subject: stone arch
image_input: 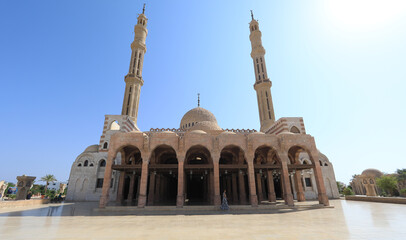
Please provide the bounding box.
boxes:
[253,145,282,204]
[73,178,81,200]
[150,144,178,164]
[116,145,143,165]
[288,145,315,165]
[290,126,300,134]
[99,159,106,167]
[109,120,120,130]
[220,145,245,165]
[254,145,281,165]
[219,145,248,204]
[184,145,213,205]
[185,145,213,165]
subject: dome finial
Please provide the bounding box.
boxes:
[198,93,200,107]
[142,3,146,14]
[250,10,254,20]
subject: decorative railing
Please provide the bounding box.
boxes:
[223,129,257,133]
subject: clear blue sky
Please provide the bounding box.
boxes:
[1,0,405,185]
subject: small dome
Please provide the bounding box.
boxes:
[279,131,295,135]
[362,168,383,178]
[180,107,221,131]
[188,130,207,135]
[219,131,236,136]
[84,145,99,153]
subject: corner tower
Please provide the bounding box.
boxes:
[249,11,275,132]
[121,5,148,129]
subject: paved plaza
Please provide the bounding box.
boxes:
[0,199,405,239]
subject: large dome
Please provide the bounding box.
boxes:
[362,168,383,178]
[180,107,221,131]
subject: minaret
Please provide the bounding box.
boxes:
[121,4,148,129]
[249,11,275,132]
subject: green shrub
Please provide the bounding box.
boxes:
[343,187,354,196]
[376,175,398,196]
[400,189,406,197]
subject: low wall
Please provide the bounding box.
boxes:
[345,195,406,204]
[0,199,50,208]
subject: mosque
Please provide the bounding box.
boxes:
[66,7,339,208]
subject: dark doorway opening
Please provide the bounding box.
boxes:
[186,173,209,205]
[123,175,130,200]
[274,177,282,199]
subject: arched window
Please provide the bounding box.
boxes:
[251,26,254,31]
[103,142,108,149]
[100,160,106,167]
[84,160,88,167]
[319,160,323,166]
[324,163,328,166]
[192,122,194,126]
[290,126,300,134]
[78,163,82,167]
[109,120,120,130]
[89,163,94,167]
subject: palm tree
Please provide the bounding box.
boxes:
[40,174,57,194]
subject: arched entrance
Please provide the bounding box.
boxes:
[112,145,142,206]
[287,146,318,202]
[184,145,213,205]
[148,145,178,206]
[219,145,249,205]
[254,146,282,204]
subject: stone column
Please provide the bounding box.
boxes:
[226,176,232,202]
[310,150,329,206]
[238,170,247,204]
[294,171,305,202]
[266,170,276,202]
[256,173,264,203]
[213,153,221,206]
[209,170,214,204]
[99,153,115,208]
[137,160,149,208]
[116,171,126,203]
[231,173,238,204]
[247,155,258,207]
[135,175,141,201]
[127,173,135,205]
[177,159,185,208]
[147,172,156,206]
[280,153,294,206]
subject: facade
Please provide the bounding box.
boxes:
[66,8,340,207]
[351,168,383,196]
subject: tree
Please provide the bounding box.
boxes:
[336,181,346,194]
[396,169,406,182]
[343,187,354,196]
[40,174,57,194]
[376,175,398,196]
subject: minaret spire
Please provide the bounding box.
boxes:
[121,6,148,130]
[198,93,200,107]
[249,13,276,132]
[142,3,145,14]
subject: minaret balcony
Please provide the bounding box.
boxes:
[125,74,144,85]
[254,79,272,89]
